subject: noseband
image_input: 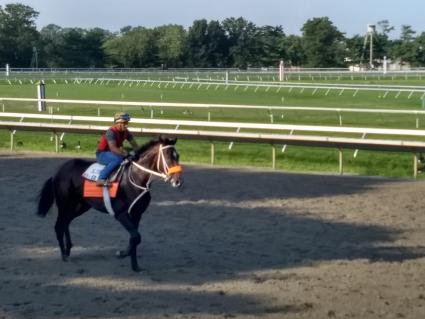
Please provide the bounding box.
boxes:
[131,144,182,183]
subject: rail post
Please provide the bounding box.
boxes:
[414,153,418,179]
[54,133,59,152]
[339,148,344,175]
[36,81,46,112]
[210,143,215,165]
[272,145,276,169]
[10,130,14,151]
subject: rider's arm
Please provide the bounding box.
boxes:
[105,129,127,156]
[127,132,138,150]
[129,139,138,150]
[107,140,127,156]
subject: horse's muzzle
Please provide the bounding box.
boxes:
[170,174,183,188]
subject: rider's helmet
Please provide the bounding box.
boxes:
[114,112,131,123]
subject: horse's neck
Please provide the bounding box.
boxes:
[139,149,158,171]
[130,150,159,184]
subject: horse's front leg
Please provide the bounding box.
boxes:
[116,194,151,263]
[117,212,142,272]
[116,210,145,259]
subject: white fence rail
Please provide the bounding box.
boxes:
[2,112,425,138]
[2,98,425,127]
[74,78,425,96]
[2,97,425,177]
[1,119,425,177]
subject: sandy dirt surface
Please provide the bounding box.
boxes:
[1,152,425,319]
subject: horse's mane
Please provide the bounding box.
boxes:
[134,139,159,158]
[133,136,176,160]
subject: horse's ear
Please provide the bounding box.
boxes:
[153,135,162,143]
[158,135,177,145]
[155,135,177,145]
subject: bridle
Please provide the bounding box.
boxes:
[126,144,182,215]
[129,144,182,190]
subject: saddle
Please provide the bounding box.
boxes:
[82,161,128,198]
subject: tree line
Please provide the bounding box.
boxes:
[1,3,425,69]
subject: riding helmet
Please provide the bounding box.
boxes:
[114,112,131,123]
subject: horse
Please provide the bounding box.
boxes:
[36,136,183,272]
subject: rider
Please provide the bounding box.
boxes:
[95,112,138,186]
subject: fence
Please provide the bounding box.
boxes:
[2,97,425,126]
[72,78,425,98]
[2,115,425,177]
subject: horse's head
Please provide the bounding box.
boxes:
[133,136,183,188]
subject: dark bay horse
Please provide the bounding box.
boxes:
[36,136,183,272]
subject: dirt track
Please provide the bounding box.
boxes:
[1,153,425,319]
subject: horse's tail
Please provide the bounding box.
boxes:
[37,177,54,217]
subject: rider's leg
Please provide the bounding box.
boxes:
[97,151,123,182]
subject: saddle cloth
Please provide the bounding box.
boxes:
[83,180,119,198]
[82,163,119,198]
[82,163,104,181]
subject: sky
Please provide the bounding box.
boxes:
[1,0,424,38]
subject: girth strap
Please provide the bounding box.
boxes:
[102,186,115,217]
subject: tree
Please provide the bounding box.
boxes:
[377,20,394,35]
[103,27,157,67]
[345,35,365,65]
[256,25,286,67]
[222,17,258,68]
[392,25,417,64]
[205,20,229,67]
[154,24,187,68]
[283,35,306,66]
[39,24,64,67]
[186,19,209,67]
[83,28,112,67]
[413,32,425,66]
[39,25,111,67]
[301,17,344,67]
[56,28,90,67]
[344,20,394,67]
[371,21,394,65]
[0,3,39,67]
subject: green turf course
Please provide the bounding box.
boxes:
[1,76,425,178]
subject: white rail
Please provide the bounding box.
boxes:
[2,97,425,116]
[1,112,425,138]
[1,120,425,177]
[78,78,425,94]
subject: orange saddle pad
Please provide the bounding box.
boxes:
[83,180,119,198]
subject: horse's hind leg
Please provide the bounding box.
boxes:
[117,213,142,272]
[64,228,73,257]
[57,203,90,260]
[55,214,70,261]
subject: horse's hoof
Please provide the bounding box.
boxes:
[132,265,142,272]
[61,254,69,262]
[116,250,129,259]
